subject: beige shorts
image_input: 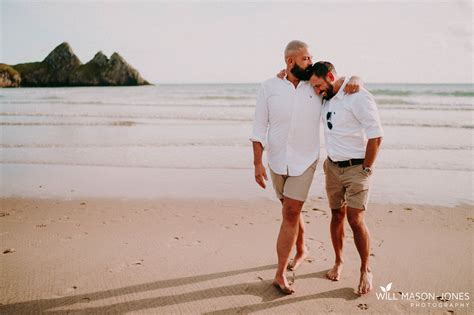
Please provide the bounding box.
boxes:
[269,160,318,202]
[323,158,372,210]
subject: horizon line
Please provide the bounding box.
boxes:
[150,82,474,85]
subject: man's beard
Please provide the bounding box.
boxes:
[322,79,335,100]
[290,63,311,81]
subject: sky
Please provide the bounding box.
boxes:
[1,0,472,84]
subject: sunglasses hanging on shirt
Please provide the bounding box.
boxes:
[326,111,334,130]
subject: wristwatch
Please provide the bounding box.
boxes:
[362,166,372,175]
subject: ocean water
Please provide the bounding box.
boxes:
[1,83,473,205]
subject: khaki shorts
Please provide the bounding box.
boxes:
[269,160,318,202]
[323,158,372,210]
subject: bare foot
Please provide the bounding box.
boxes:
[272,275,295,295]
[358,269,373,295]
[326,263,343,281]
[287,248,309,271]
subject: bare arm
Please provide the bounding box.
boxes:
[352,91,384,169]
[277,70,363,95]
[250,84,269,189]
[252,141,268,189]
[363,137,382,168]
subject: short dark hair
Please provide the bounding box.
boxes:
[310,61,336,78]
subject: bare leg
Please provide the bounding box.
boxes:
[327,205,346,281]
[347,207,372,294]
[288,215,309,271]
[273,197,304,294]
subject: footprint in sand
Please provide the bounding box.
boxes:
[357,303,368,310]
[109,263,128,273]
[130,259,144,266]
[436,296,450,302]
[62,286,78,295]
[3,248,15,254]
[312,208,327,214]
[60,234,84,242]
[109,259,145,272]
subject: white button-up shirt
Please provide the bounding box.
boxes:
[323,77,384,161]
[250,77,322,176]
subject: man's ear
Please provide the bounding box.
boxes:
[286,57,294,66]
[326,72,335,82]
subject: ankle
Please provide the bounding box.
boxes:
[274,272,285,279]
[360,266,371,273]
[296,246,308,255]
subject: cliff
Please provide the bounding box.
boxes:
[0,42,150,87]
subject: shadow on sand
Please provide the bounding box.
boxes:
[1,264,358,314]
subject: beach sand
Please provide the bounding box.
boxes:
[1,197,472,314]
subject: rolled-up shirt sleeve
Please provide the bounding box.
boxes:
[249,84,269,147]
[352,91,384,139]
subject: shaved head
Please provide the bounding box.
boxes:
[284,40,309,58]
[283,40,313,80]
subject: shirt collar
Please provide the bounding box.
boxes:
[284,75,306,88]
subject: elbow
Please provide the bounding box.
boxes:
[251,140,264,150]
[369,136,382,147]
[375,137,382,147]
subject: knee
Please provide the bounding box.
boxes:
[298,218,306,233]
[347,213,364,229]
[283,204,302,225]
[331,209,346,223]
